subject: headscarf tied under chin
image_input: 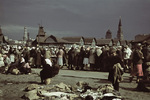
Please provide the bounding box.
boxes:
[45,59,52,66]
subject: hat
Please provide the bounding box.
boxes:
[110,47,117,54]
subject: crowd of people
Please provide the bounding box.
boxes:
[0,42,149,91]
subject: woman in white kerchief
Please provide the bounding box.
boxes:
[89,48,96,71]
[95,48,103,71]
[18,57,31,74]
[40,59,59,84]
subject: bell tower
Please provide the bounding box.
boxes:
[117,17,124,40]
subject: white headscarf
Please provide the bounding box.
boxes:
[45,59,52,66]
[96,48,102,56]
[20,57,25,63]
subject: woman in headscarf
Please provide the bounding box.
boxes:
[89,48,96,71]
[18,57,31,74]
[130,43,144,82]
[95,48,103,71]
[40,59,59,84]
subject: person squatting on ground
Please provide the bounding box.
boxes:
[108,47,124,91]
[40,59,59,85]
[17,56,31,74]
[6,56,31,74]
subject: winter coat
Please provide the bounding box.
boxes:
[132,50,143,65]
[108,55,123,83]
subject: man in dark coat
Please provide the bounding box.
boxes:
[108,47,124,91]
[68,47,75,70]
[35,48,42,68]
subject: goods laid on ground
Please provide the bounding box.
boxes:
[22,81,123,100]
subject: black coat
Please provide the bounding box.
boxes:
[40,64,59,80]
[108,55,123,82]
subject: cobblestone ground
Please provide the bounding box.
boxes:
[0,68,150,100]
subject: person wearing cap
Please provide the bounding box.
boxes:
[108,47,124,91]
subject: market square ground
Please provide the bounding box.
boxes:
[0,68,150,100]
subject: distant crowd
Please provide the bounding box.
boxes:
[0,44,133,73]
[0,43,150,79]
[0,43,150,90]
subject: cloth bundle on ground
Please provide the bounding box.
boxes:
[40,59,59,84]
[22,82,123,100]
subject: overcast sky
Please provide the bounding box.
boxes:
[0,0,150,40]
